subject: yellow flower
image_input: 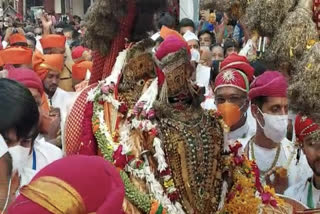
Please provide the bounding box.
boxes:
[164,179,174,188]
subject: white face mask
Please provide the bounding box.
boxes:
[257,109,288,143]
[190,48,200,63]
[8,145,31,171]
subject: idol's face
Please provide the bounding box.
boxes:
[165,63,189,97]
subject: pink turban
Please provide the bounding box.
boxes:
[155,35,190,61]
[72,46,88,60]
[214,53,254,93]
[8,155,125,214]
[155,35,190,85]
[7,67,44,95]
[249,71,288,100]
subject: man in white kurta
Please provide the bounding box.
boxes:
[212,54,257,148]
[9,134,63,187]
[285,115,320,208]
[247,71,311,193]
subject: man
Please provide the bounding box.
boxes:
[247,71,310,193]
[178,18,195,35]
[33,51,75,149]
[8,155,125,214]
[213,54,256,145]
[7,67,63,187]
[198,29,215,48]
[39,34,74,92]
[285,115,320,208]
[0,78,39,212]
[183,30,200,63]
[0,46,33,69]
[211,45,224,61]
[224,38,239,57]
[71,46,92,91]
[183,30,200,51]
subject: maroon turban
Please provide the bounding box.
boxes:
[7,67,44,95]
[249,71,288,100]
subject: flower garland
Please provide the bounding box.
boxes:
[92,86,187,213]
[221,142,285,214]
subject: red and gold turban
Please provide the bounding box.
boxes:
[8,155,125,214]
[0,46,32,66]
[9,33,27,46]
[40,34,66,49]
[32,51,64,80]
[295,114,320,144]
[214,53,254,93]
[249,71,288,100]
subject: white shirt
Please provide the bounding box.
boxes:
[285,177,320,208]
[19,134,63,187]
[247,138,312,188]
[228,106,256,147]
[49,87,77,152]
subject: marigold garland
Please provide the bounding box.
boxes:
[221,142,285,214]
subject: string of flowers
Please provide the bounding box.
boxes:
[221,142,285,214]
[92,87,184,213]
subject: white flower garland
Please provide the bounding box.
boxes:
[92,50,185,213]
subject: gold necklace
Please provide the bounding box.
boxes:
[250,137,281,175]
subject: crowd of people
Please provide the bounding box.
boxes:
[0,0,320,213]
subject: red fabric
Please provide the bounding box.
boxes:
[295,114,320,143]
[9,33,27,45]
[214,70,249,92]
[7,67,44,95]
[72,46,87,60]
[249,71,288,100]
[89,0,136,84]
[220,53,254,82]
[78,102,98,155]
[155,35,189,61]
[88,51,106,84]
[8,155,125,214]
[40,34,66,49]
[65,84,97,155]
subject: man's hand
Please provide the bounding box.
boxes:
[40,14,53,35]
[265,167,289,194]
[49,107,61,118]
[3,27,13,42]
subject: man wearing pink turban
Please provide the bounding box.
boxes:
[7,67,63,188]
[245,71,311,194]
[8,155,125,214]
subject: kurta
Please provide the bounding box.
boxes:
[285,177,320,208]
[17,134,63,187]
[246,138,312,188]
[49,87,77,152]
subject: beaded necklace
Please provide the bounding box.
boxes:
[250,137,281,175]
